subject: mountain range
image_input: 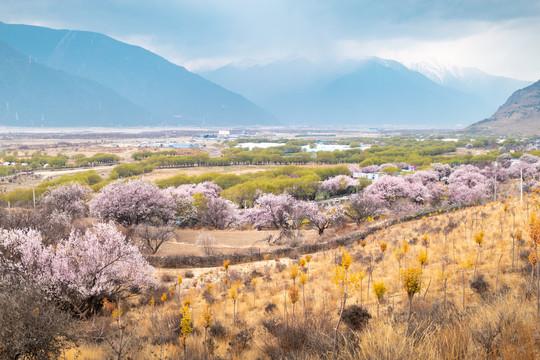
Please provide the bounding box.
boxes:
[0,21,533,129]
[202,58,530,128]
[0,21,274,127]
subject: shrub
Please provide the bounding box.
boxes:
[342,305,372,331]
[209,321,229,340]
[0,282,75,359]
[470,275,491,300]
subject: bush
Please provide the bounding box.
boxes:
[210,321,229,340]
[0,282,75,359]
[342,305,372,331]
[470,275,491,299]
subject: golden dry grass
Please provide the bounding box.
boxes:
[65,196,540,359]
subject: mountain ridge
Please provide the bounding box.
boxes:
[467,80,540,136]
[0,41,150,127]
[0,21,275,127]
[202,57,510,127]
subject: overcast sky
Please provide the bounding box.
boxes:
[1,0,539,80]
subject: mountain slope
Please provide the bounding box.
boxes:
[203,58,490,128]
[0,41,150,127]
[468,80,540,136]
[0,21,275,127]
[411,61,531,115]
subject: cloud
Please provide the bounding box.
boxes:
[0,0,539,79]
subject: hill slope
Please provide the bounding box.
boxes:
[0,21,275,127]
[467,80,540,136]
[0,41,149,127]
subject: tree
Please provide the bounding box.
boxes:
[373,281,387,318]
[529,213,540,317]
[38,182,92,219]
[89,179,176,226]
[243,193,296,230]
[197,196,238,229]
[399,266,423,328]
[333,249,353,338]
[0,282,75,360]
[135,221,176,254]
[447,165,490,205]
[319,175,359,197]
[345,193,385,224]
[307,205,346,235]
[363,175,410,206]
[0,223,155,317]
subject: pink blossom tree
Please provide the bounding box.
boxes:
[520,154,540,164]
[170,181,222,198]
[447,165,490,204]
[359,165,381,174]
[320,175,359,196]
[38,182,92,219]
[345,193,386,224]
[363,175,410,205]
[53,223,155,315]
[0,223,155,317]
[307,204,346,235]
[197,196,238,229]
[431,163,452,180]
[243,193,297,230]
[89,179,176,226]
[404,170,444,204]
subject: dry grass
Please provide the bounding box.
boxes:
[62,197,540,359]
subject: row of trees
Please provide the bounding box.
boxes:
[25,157,536,241]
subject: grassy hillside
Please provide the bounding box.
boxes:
[64,195,540,359]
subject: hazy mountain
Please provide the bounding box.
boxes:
[203,58,495,128]
[0,41,150,127]
[468,80,540,136]
[0,21,275,127]
[411,61,531,115]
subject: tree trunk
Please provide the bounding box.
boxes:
[443,280,447,310]
[534,247,540,317]
[334,272,348,341]
[496,252,503,292]
[407,295,413,333]
[473,244,481,279]
[512,235,515,269]
[452,239,456,271]
[302,285,306,315]
[462,270,466,311]
[204,329,208,360]
[360,278,363,306]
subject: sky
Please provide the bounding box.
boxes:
[1,0,539,80]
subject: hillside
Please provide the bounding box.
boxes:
[0,21,275,127]
[468,79,540,136]
[0,41,149,127]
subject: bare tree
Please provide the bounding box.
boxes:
[135,221,176,254]
[196,232,217,256]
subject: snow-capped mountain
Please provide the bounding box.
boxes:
[410,61,531,113]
